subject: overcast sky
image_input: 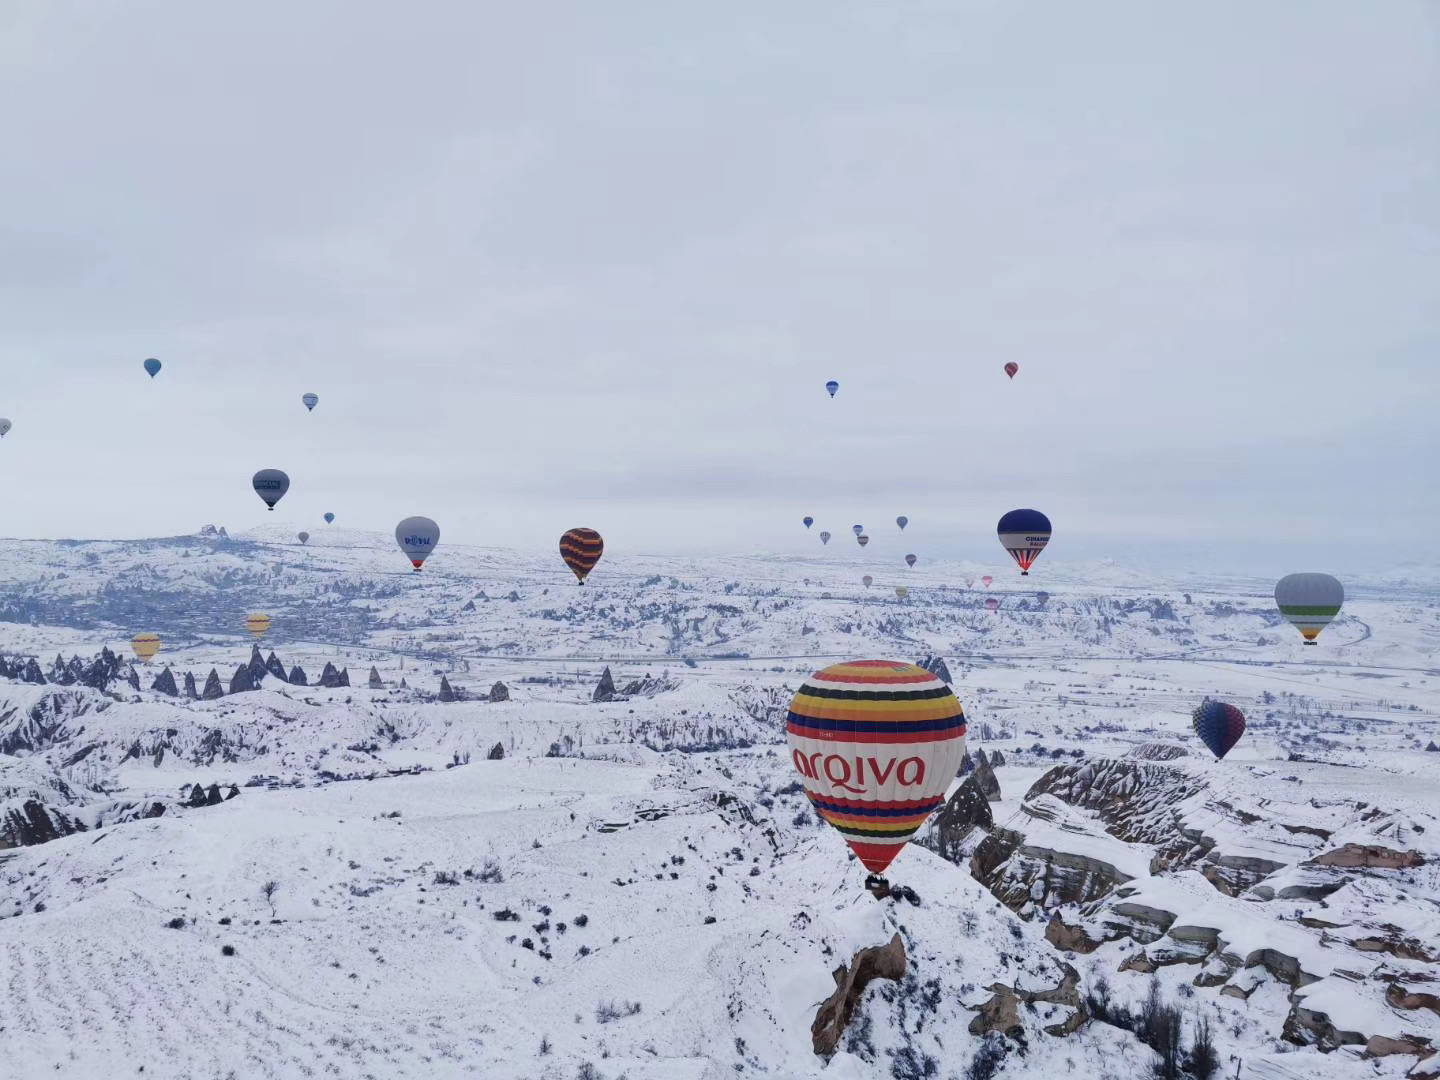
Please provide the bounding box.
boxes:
[1,1,1435,573]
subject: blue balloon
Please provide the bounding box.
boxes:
[302,392,319,411]
[825,380,839,398]
[1191,699,1246,760]
[803,516,814,529]
[852,524,863,536]
[323,512,335,524]
[143,358,161,378]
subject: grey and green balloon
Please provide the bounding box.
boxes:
[1274,572,1344,644]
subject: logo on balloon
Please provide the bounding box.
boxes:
[791,750,926,795]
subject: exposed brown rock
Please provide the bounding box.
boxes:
[1389,983,1440,1018]
[811,933,907,1056]
[1045,913,1107,954]
[1120,951,1157,974]
[968,964,1085,1039]
[1307,843,1424,869]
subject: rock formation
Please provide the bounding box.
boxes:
[489,681,510,702]
[593,667,616,703]
[811,933,907,1056]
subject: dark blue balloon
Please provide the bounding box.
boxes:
[1191,699,1246,759]
[324,512,335,524]
[825,380,839,397]
[143,358,162,378]
[997,508,1051,535]
[802,516,814,529]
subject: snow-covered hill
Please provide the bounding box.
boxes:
[2,531,1438,1079]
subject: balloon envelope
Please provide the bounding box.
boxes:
[252,469,290,510]
[982,576,993,588]
[803,516,814,529]
[143,358,161,378]
[895,586,908,599]
[0,418,10,438]
[297,531,309,545]
[131,632,161,664]
[560,527,604,584]
[857,535,869,547]
[786,661,966,877]
[1004,362,1018,379]
[323,513,335,524]
[1274,573,1344,644]
[997,508,1051,575]
[896,516,908,530]
[862,575,873,588]
[825,380,839,398]
[852,525,864,536]
[302,392,318,411]
[819,531,831,545]
[1192,699,1246,759]
[905,554,916,568]
[985,598,998,612]
[245,614,271,639]
[395,516,441,570]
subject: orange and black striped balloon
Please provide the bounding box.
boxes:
[559,528,604,584]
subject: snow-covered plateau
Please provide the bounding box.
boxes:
[2,527,1438,1080]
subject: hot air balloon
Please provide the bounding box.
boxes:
[825,380,839,398]
[857,534,869,548]
[1004,362,1018,380]
[982,576,993,588]
[997,509,1051,575]
[1274,573,1344,645]
[301,392,318,412]
[143,358,161,378]
[895,586,908,599]
[862,575,873,588]
[819,531,831,545]
[905,554,916,568]
[252,469,290,511]
[297,531,310,545]
[852,525,864,537]
[896,516,908,531]
[0,419,10,438]
[396,516,440,571]
[803,516,814,529]
[965,578,975,589]
[131,632,161,664]
[245,614,271,640]
[323,512,335,524]
[560,527,604,584]
[1191,699,1246,759]
[786,660,966,883]
[985,598,998,612]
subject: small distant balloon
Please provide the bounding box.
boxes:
[1192,698,1246,760]
[862,575,873,588]
[803,516,814,529]
[825,380,839,398]
[560,528,605,584]
[302,392,319,412]
[852,525,864,537]
[131,632,161,664]
[245,613,271,639]
[395,516,441,572]
[297,531,310,545]
[1274,573,1344,645]
[982,576,993,588]
[857,534,869,548]
[143,358,162,378]
[896,516,908,530]
[323,512,335,524]
[905,554,917,568]
[1004,362,1018,380]
[252,469,290,511]
[895,586,908,600]
[819,531,831,545]
[965,578,975,589]
[985,598,998,612]
[0,418,10,438]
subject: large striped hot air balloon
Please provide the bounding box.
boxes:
[560,528,604,584]
[1192,699,1246,759]
[786,660,967,882]
[252,469,289,511]
[396,516,440,572]
[245,614,271,640]
[1274,573,1343,645]
[131,633,161,664]
[997,509,1051,575]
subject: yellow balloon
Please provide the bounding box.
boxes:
[895,586,909,600]
[245,613,272,639]
[131,632,161,663]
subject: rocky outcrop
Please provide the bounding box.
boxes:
[229,665,257,694]
[0,689,106,755]
[969,964,1085,1038]
[927,775,993,863]
[319,663,345,689]
[972,826,1135,920]
[1307,843,1424,870]
[439,676,456,702]
[487,741,505,761]
[1129,742,1189,761]
[811,933,907,1056]
[201,669,224,700]
[184,671,198,699]
[593,667,616,703]
[916,655,953,684]
[489,681,510,702]
[973,751,1001,802]
[265,652,289,682]
[368,666,383,689]
[247,646,267,687]
[150,667,179,697]
[289,666,307,686]
[1,799,85,848]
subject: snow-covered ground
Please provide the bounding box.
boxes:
[2,529,1438,1079]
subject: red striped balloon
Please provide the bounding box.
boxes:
[786,661,966,877]
[559,528,604,584]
